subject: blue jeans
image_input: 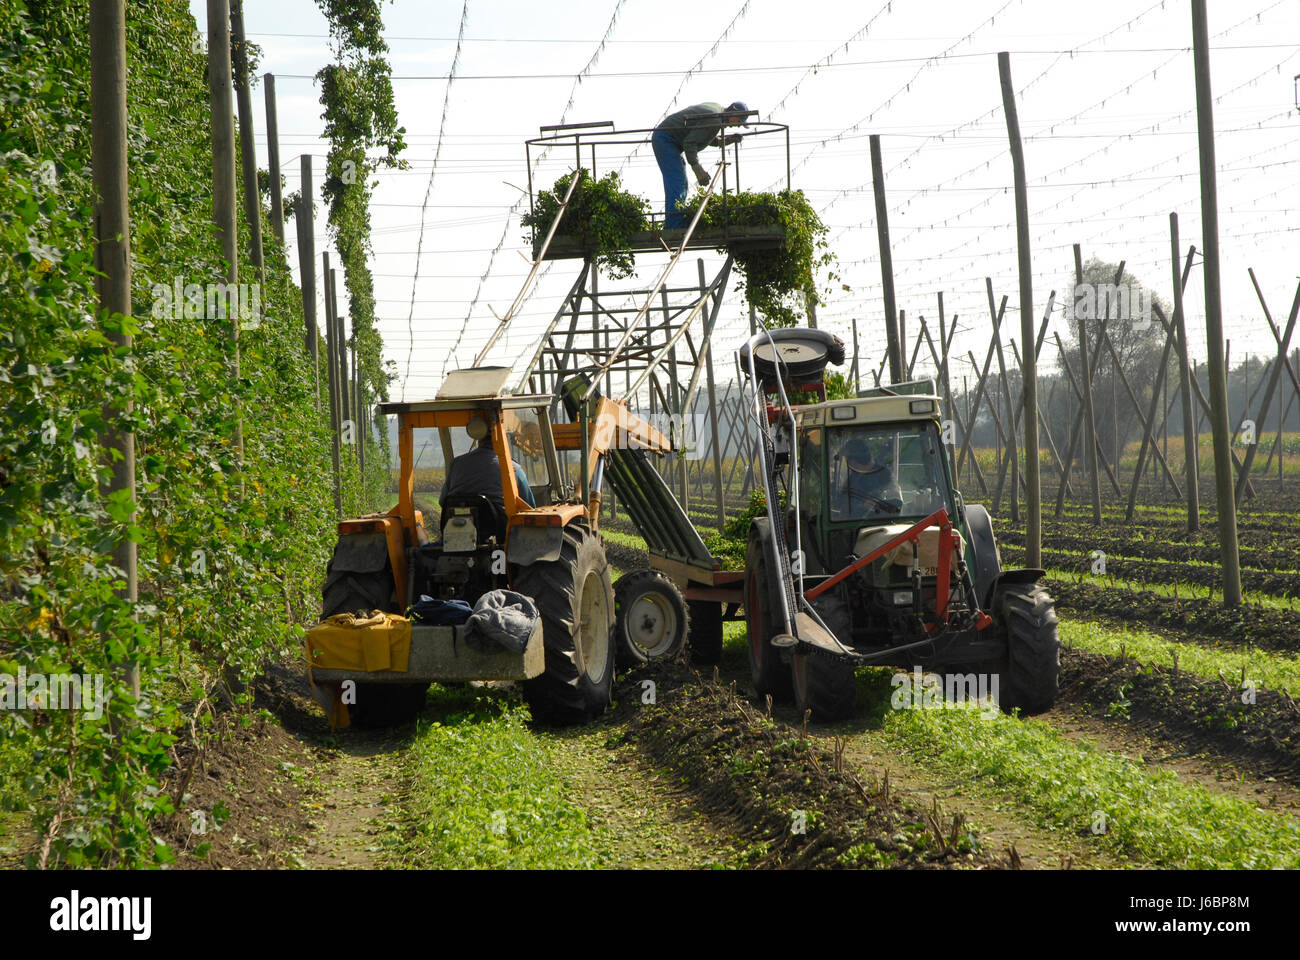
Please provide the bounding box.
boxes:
[652,129,688,228]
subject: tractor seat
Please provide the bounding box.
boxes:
[439,492,508,545]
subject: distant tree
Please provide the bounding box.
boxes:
[1059,257,1170,460]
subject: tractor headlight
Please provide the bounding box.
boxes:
[893,590,913,606]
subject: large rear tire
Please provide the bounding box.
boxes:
[792,594,857,722]
[688,599,724,665]
[613,570,688,667]
[517,521,615,725]
[994,581,1059,716]
[745,528,792,702]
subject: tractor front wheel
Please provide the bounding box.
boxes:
[792,595,857,722]
[745,530,792,702]
[517,521,615,725]
[994,581,1059,716]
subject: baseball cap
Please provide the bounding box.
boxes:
[726,101,751,124]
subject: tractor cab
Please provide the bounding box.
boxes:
[739,327,1060,723]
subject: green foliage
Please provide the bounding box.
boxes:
[0,0,387,867]
[383,686,597,869]
[825,371,856,401]
[315,0,405,486]
[880,695,1300,868]
[682,188,837,327]
[522,169,650,279]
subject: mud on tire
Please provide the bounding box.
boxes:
[745,526,792,702]
[516,521,615,725]
[793,593,857,722]
[614,569,688,667]
[995,581,1059,716]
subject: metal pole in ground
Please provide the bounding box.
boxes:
[90,0,139,696]
[1000,50,1040,563]
[870,134,903,382]
[1191,0,1242,607]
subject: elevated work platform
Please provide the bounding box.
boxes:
[534,223,786,262]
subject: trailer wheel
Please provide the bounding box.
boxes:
[792,595,857,722]
[688,599,723,665]
[994,581,1059,716]
[517,521,615,725]
[614,570,688,667]
[745,529,792,702]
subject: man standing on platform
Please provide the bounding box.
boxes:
[651,101,750,228]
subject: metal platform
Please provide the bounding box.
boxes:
[534,224,787,261]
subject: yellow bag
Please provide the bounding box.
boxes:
[304,610,413,673]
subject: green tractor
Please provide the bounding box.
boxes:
[739,328,1059,722]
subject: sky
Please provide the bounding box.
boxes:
[191,0,1300,403]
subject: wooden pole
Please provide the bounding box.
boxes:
[230,0,264,281]
[1074,245,1103,524]
[870,134,903,383]
[90,0,138,696]
[1171,215,1199,530]
[323,253,342,517]
[1233,284,1300,505]
[989,281,1018,521]
[207,0,243,466]
[333,267,350,466]
[263,73,284,244]
[295,158,319,408]
[999,51,1040,564]
[1191,0,1242,607]
[851,317,861,393]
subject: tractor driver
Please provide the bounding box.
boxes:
[440,422,536,526]
[840,435,902,516]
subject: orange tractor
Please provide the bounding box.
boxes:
[306,366,669,726]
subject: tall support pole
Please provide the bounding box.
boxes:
[263,73,285,244]
[699,260,726,529]
[208,0,243,465]
[230,0,264,281]
[298,155,319,408]
[1000,51,1040,563]
[989,281,1019,521]
[1233,284,1300,505]
[90,0,138,696]
[899,309,907,376]
[851,317,861,394]
[1191,0,1241,607]
[1074,245,1103,525]
[323,254,342,517]
[333,268,350,466]
[1171,215,1199,530]
[870,134,903,383]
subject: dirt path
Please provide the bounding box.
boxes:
[295,737,405,869]
[545,725,744,868]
